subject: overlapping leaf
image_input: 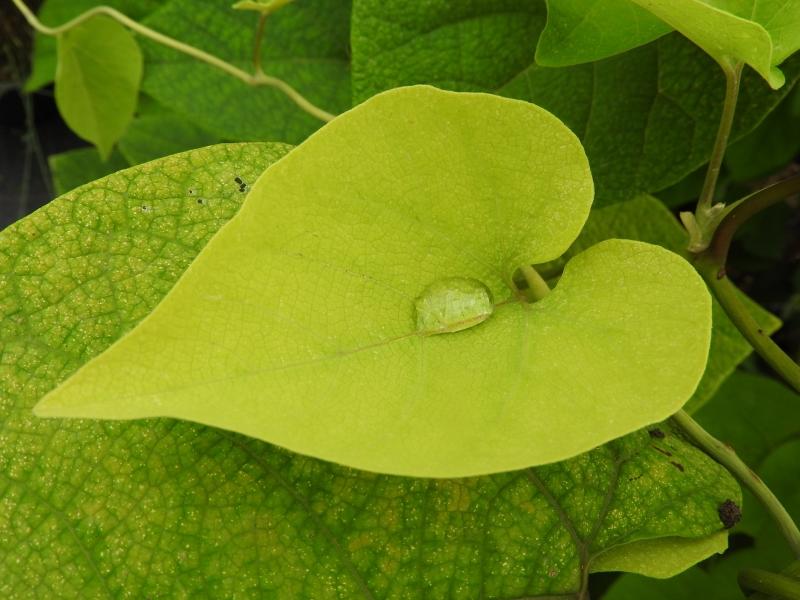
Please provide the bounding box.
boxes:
[351,0,799,205]
[536,0,670,66]
[1,143,737,593]
[607,373,800,599]
[631,0,800,87]
[35,87,712,477]
[537,0,800,88]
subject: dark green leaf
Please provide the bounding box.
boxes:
[25,0,159,92]
[139,0,351,144]
[117,99,220,165]
[351,0,798,205]
[48,147,129,196]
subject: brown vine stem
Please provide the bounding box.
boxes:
[673,410,800,559]
[10,0,335,123]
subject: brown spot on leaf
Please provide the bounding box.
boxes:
[670,461,685,472]
[648,428,665,439]
[718,499,742,529]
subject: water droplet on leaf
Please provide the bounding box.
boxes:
[414,277,493,335]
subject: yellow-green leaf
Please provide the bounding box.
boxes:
[34,86,712,478]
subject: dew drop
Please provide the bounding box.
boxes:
[414,277,493,335]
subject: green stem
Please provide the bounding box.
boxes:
[697,62,743,215]
[10,0,335,123]
[739,568,800,599]
[520,265,551,301]
[673,410,800,559]
[252,12,268,75]
[696,259,800,394]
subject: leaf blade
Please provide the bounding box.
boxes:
[55,16,143,158]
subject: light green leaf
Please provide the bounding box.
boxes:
[631,0,800,88]
[48,147,130,196]
[536,0,670,66]
[538,195,780,412]
[25,0,158,93]
[0,142,737,596]
[117,100,220,165]
[139,0,350,144]
[35,86,711,477]
[55,16,143,159]
[591,531,729,579]
[351,0,799,205]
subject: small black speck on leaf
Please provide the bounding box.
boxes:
[197,198,204,205]
[234,176,243,184]
[718,499,742,529]
[651,445,672,457]
[670,461,685,472]
[239,184,247,193]
[648,428,665,439]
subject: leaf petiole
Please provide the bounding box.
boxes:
[519,264,552,301]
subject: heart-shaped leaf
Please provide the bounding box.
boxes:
[34,86,711,477]
[55,15,143,159]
